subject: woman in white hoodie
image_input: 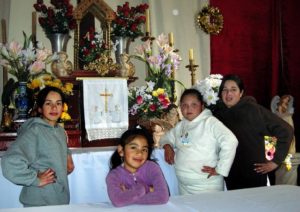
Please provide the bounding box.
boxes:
[160,88,238,195]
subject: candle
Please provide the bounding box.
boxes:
[168,32,174,46]
[189,49,194,60]
[145,9,150,33]
[32,12,37,38]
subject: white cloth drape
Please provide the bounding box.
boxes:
[82,78,128,141]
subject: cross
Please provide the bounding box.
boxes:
[100,88,113,112]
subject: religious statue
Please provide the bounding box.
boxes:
[51,52,73,77]
[271,95,297,185]
[149,118,173,148]
[119,53,135,77]
[161,104,180,128]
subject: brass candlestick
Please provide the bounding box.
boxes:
[185,59,198,86]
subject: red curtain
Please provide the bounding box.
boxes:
[210,0,300,150]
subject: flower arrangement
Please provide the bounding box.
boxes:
[264,135,277,161]
[0,32,55,82]
[27,72,73,96]
[112,2,148,40]
[194,74,223,110]
[128,81,171,119]
[79,27,109,65]
[33,0,76,34]
[132,33,182,100]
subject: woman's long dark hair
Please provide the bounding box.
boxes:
[109,125,155,170]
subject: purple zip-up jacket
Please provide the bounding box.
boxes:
[106,160,169,207]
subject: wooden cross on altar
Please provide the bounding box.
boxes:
[100,88,113,112]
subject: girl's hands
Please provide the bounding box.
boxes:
[163,144,175,165]
[37,168,56,187]
[201,166,218,178]
[254,161,278,174]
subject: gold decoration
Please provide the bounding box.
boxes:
[196,5,223,35]
[83,54,120,76]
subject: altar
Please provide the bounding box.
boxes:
[0,147,179,209]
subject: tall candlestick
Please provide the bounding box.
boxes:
[145,9,150,33]
[168,32,174,46]
[189,48,194,60]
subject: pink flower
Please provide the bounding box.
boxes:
[29,61,45,75]
[9,41,22,58]
[265,146,276,161]
[36,49,51,61]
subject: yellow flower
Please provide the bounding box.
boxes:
[152,90,158,97]
[62,83,74,95]
[27,78,41,89]
[63,103,68,112]
[156,88,165,95]
[152,88,165,97]
[60,111,71,121]
[42,74,52,81]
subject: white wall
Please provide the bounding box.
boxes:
[1,0,210,110]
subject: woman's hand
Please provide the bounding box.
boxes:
[201,166,218,178]
[67,154,75,174]
[37,168,56,187]
[163,144,175,165]
[254,161,278,174]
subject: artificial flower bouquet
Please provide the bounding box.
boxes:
[194,74,223,110]
[79,27,110,65]
[264,135,277,161]
[112,1,148,40]
[131,33,182,101]
[0,32,55,82]
[128,81,171,119]
[34,0,76,34]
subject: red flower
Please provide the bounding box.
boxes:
[112,2,149,39]
[136,95,143,104]
[149,104,157,112]
[34,0,76,34]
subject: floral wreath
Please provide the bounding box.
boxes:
[196,5,223,35]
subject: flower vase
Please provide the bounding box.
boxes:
[114,36,131,64]
[47,33,72,77]
[15,81,29,120]
[47,33,70,53]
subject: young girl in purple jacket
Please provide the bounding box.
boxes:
[106,125,169,207]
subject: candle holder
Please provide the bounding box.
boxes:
[141,32,155,43]
[185,59,199,86]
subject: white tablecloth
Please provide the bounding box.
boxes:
[0,147,179,209]
[0,185,299,212]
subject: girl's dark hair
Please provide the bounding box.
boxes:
[218,74,245,98]
[36,86,66,109]
[180,88,204,104]
[109,125,155,170]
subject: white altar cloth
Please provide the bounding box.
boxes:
[0,185,299,212]
[0,147,179,209]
